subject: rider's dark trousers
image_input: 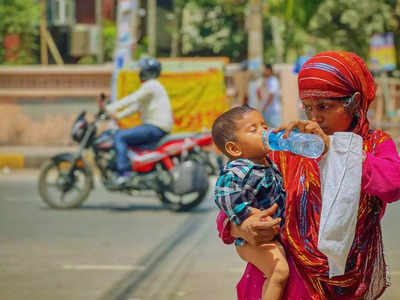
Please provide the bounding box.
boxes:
[114,124,167,172]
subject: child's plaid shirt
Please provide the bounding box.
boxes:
[214,157,286,245]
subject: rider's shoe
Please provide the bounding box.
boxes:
[107,171,132,190]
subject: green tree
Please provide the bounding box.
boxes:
[177,0,324,63]
[0,0,41,64]
[308,0,393,59]
[265,0,324,62]
[179,0,248,61]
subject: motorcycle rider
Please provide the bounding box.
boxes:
[97,58,173,188]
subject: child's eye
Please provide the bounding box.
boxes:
[249,126,257,132]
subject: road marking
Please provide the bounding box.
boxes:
[63,264,145,271]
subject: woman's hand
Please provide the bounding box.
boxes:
[275,120,330,155]
[231,204,281,246]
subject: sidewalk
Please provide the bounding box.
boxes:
[0,146,77,169]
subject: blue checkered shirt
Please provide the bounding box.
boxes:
[214,157,286,246]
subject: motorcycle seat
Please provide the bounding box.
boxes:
[134,132,201,150]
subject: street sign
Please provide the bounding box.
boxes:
[369,33,396,72]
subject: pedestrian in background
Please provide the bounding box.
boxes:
[256,64,281,128]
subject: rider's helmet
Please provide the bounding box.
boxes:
[138,58,161,81]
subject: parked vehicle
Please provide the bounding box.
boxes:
[38,110,215,212]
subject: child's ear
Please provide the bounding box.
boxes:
[225,141,242,158]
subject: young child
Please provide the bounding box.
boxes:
[212,105,289,300]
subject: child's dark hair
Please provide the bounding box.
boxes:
[212,105,257,156]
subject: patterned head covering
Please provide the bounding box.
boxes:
[298,51,376,137]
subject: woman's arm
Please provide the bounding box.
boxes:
[362,139,400,204]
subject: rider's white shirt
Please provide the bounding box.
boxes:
[106,79,173,132]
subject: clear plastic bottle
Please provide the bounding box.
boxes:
[262,128,325,158]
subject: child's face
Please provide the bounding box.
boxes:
[226,110,270,163]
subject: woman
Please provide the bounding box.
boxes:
[216,51,400,299]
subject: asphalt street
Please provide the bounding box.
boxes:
[0,169,399,300]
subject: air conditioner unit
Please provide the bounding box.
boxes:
[49,0,75,26]
[70,24,100,57]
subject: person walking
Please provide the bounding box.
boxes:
[256,64,281,128]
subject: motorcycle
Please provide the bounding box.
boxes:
[38,109,216,212]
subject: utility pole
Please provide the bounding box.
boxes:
[247,0,263,108]
[111,0,138,102]
[171,0,183,57]
[40,0,48,65]
[95,0,104,64]
[270,16,283,63]
[131,3,139,57]
[147,0,157,57]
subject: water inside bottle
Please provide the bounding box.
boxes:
[262,129,324,158]
[290,134,324,158]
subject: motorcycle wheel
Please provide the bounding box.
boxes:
[205,151,224,175]
[38,159,92,209]
[188,150,223,176]
[157,186,209,212]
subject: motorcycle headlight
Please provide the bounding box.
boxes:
[71,119,87,143]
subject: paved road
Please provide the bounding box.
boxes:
[0,170,399,300]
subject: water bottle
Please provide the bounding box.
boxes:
[262,128,325,158]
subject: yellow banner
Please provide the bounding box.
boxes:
[116,70,229,132]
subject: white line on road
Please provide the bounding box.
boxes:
[63,264,145,271]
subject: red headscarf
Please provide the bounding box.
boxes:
[298,51,376,138]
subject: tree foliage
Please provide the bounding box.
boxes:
[265,0,324,62]
[179,0,248,60]
[308,0,393,59]
[0,0,40,64]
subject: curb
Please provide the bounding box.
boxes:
[0,153,25,169]
[0,148,94,170]
[0,147,78,170]
[0,152,51,169]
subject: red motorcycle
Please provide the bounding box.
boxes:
[38,110,214,212]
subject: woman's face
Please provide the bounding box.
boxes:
[302,98,354,135]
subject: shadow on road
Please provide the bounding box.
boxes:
[40,204,214,214]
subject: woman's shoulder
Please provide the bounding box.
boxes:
[365,129,393,146]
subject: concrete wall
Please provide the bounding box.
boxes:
[0,98,98,146]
